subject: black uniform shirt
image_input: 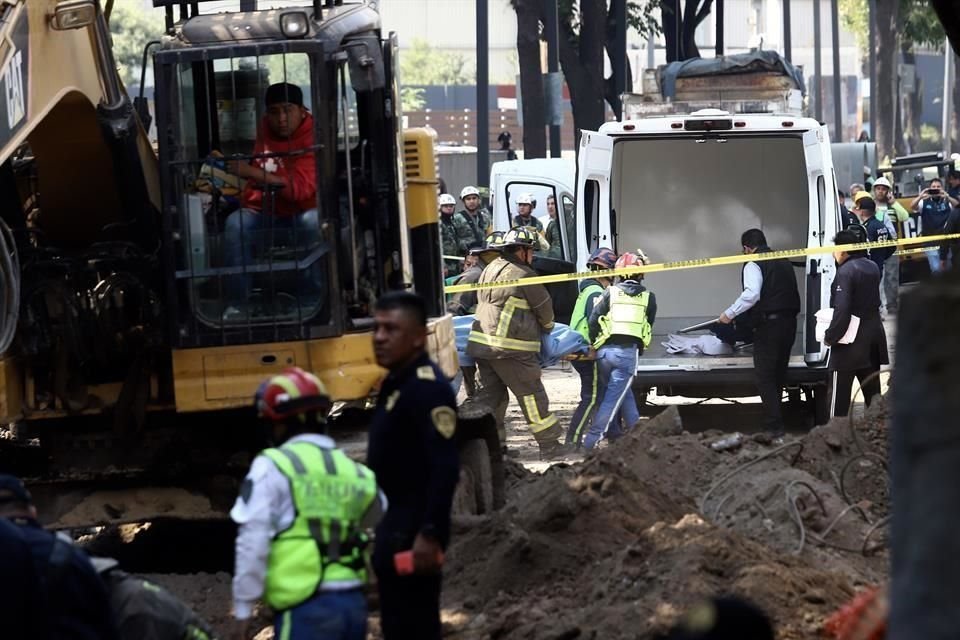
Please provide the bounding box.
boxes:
[367,352,460,568]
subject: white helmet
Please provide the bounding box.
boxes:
[873,177,892,189]
[516,193,535,205]
[438,193,456,207]
[460,186,480,199]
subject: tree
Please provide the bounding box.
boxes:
[511,1,661,154]
[660,0,714,62]
[107,3,164,88]
[839,0,944,158]
[399,39,474,86]
[514,0,548,158]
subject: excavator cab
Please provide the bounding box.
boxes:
[152,2,403,348]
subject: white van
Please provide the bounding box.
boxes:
[576,109,839,422]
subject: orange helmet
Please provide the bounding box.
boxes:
[255,367,331,422]
[615,249,651,276]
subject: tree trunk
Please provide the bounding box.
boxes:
[558,0,607,146]
[681,0,711,59]
[952,54,960,151]
[900,45,922,153]
[515,0,547,158]
[874,0,900,160]
[661,0,679,63]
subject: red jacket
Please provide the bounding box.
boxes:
[241,112,317,217]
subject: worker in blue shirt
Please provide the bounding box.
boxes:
[366,292,461,640]
[910,178,957,273]
[0,474,119,640]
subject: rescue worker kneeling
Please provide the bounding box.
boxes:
[584,250,658,450]
[466,226,566,458]
[230,367,386,640]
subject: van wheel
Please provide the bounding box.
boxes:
[453,438,494,515]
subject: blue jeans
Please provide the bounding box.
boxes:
[223,207,320,304]
[925,247,953,275]
[567,359,600,446]
[274,590,367,640]
[584,344,640,450]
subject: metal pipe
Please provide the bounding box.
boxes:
[545,0,561,156]
[783,0,792,61]
[868,0,877,141]
[715,0,724,57]
[942,39,953,153]
[831,0,842,139]
[93,4,125,108]
[476,0,489,188]
[339,66,359,298]
[813,0,822,121]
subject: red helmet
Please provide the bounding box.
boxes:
[615,250,651,275]
[587,247,617,270]
[255,367,331,422]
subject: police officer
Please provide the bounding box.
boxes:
[231,367,385,640]
[718,229,800,441]
[585,250,657,450]
[851,196,895,274]
[566,246,617,446]
[454,186,492,255]
[366,291,460,640]
[439,193,461,276]
[824,229,889,417]
[0,474,119,640]
[467,227,566,457]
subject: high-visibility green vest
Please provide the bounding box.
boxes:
[261,441,378,611]
[570,282,604,340]
[595,286,652,348]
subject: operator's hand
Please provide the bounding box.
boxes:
[412,533,443,574]
[920,188,930,199]
[229,618,250,640]
[718,312,733,325]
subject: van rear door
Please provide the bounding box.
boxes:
[575,131,614,268]
[802,126,836,365]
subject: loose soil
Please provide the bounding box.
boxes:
[85,365,892,639]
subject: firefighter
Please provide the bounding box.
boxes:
[448,231,505,398]
[230,368,386,640]
[439,193,461,276]
[584,250,657,450]
[466,226,567,457]
[566,247,618,446]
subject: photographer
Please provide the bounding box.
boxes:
[910,178,957,273]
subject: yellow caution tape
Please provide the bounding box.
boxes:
[444,233,960,294]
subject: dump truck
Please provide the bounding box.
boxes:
[0,0,500,527]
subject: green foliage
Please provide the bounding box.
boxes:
[554,0,661,41]
[400,86,426,111]
[840,0,944,51]
[400,39,473,86]
[107,3,164,87]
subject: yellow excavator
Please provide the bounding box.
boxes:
[0,0,501,527]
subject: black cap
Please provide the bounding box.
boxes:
[856,196,876,211]
[0,474,32,505]
[265,82,304,107]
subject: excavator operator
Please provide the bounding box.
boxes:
[220,82,321,320]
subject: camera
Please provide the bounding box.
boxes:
[929,188,942,196]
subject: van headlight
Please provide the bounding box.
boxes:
[280,11,309,39]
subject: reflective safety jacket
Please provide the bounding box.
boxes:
[262,441,379,611]
[593,285,654,349]
[466,255,554,358]
[570,279,605,341]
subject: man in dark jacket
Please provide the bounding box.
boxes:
[718,229,801,440]
[0,474,119,640]
[852,195,895,273]
[937,205,960,273]
[824,229,890,417]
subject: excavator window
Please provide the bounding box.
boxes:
[158,49,334,344]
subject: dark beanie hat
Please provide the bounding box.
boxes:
[265,82,304,107]
[857,196,876,211]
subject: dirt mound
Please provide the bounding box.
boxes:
[444,410,890,639]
